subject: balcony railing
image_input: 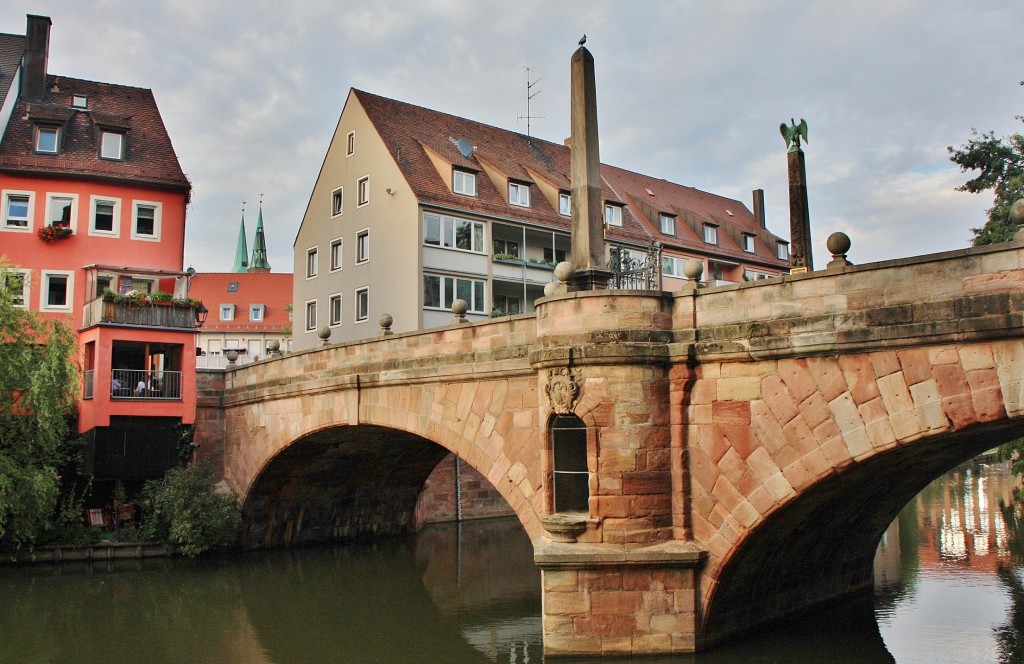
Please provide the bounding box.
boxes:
[82,299,199,329]
[110,369,182,400]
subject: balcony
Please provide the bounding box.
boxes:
[110,369,182,400]
[82,298,202,329]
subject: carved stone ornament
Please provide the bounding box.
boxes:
[546,367,580,414]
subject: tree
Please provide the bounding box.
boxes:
[949,81,1024,246]
[0,264,78,545]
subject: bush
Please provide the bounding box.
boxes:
[141,462,241,557]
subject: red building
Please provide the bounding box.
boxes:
[0,16,199,481]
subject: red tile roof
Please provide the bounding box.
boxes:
[188,272,293,333]
[354,89,788,269]
[0,33,26,109]
[0,75,190,193]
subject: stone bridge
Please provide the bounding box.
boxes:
[195,242,1024,657]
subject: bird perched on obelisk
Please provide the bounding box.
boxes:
[579,34,587,46]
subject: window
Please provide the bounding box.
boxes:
[72,94,87,108]
[508,181,530,207]
[4,270,28,308]
[329,294,342,326]
[422,274,486,313]
[306,247,319,278]
[559,192,571,216]
[743,234,756,253]
[330,238,343,271]
[357,176,369,207]
[605,203,622,227]
[355,287,369,322]
[744,270,772,281]
[90,197,118,234]
[227,282,238,293]
[47,195,74,228]
[662,255,687,278]
[41,272,72,310]
[551,414,589,513]
[250,304,264,322]
[356,229,369,263]
[220,305,234,321]
[35,126,59,153]
[4,192,31,229]
[777,242,789,260]
[703,223,718,245]
[132,202,160,240]
[94,275,112,297]
[453,169,477,196]
[659,214,676,235]
[493,239,520,260]
[543,247,567,264]
[305,300,317,331]
[346,131,355,156]
[493,294,521,316]
[100,130,124,160]
[422,212,485,253]
[331,187,343,217]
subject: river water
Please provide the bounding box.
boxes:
[0,460,1020,663]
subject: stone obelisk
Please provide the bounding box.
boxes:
[782,119,812,272]
[569,46,611,290]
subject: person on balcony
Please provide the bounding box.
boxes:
[135,380,147,397]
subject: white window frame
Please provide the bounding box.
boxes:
[357,175,369,207]
[306,247,319,279]
[220,304,235,321]
[45,192,79,233]
[131,201,161,241]
[89,195,121,236]
[100,130,124,160]
[743,234,756,253]
[422,212,485,254]
[250,304,265,322]
[72,94,88,109]
[328,293,342,327]
[4,268,30,308]
[605,203,623,227]
[422,274,487,314]
[346,131,355,157]
[40,270,74,312]
[35,125,59,154]
[355,287,369,323]
[331,187,343,217]
[703,223,718,245]
[508,181,530,207]
[330,238,343,272]
[356,229,369,264]
[777,242,789,260]
[659,214,676,235]
[558,192,571,216]
[661,255,687,278]
[453,169,477,196]
[2,190,34,231]
[305,299,317,332]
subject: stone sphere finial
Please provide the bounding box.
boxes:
[1011,199,1024,225]
[224,349,239,366]
[451,299,469,324]
[826,232,852,269]
[317,325,332,346]
[544,281,557,297]
[683,259,704,282]
[268,339,281,356]
[553,261,575,283]
[379,313,394,336]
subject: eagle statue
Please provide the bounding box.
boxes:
[780,118,808,153]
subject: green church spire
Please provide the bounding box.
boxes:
[231,205,249,273]
[249,200,271,273]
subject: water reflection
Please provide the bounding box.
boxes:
[1,462,1022,663]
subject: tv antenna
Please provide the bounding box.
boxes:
[517,66,545,141]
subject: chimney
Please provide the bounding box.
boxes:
[752,189,766,229]
[21,15,51,101]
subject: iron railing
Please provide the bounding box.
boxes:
[110,369,182,400]
[608,244,661,290]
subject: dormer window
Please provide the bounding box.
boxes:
[777,241,789,260]
[559,192,571,216]
[453,169,476,196]
[703,223,718,245]
[250,304,265,322]
[72,94,88,109]
[35,126,59,154]
[743,233,756,253]
[659,213,675,235]
[508,181,530,207]
[604,203,623,227]
[100,130,124,160]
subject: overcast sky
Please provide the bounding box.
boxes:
[3,1,1022,273]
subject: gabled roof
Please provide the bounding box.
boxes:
[188,272,293,333]
[353,89,789,269]
[0,75,190,192]
[0,32,25,111]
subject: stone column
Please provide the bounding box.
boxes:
[569,47,612,290]
[787,148,812,271]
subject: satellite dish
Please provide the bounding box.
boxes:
[456,138,474,158]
